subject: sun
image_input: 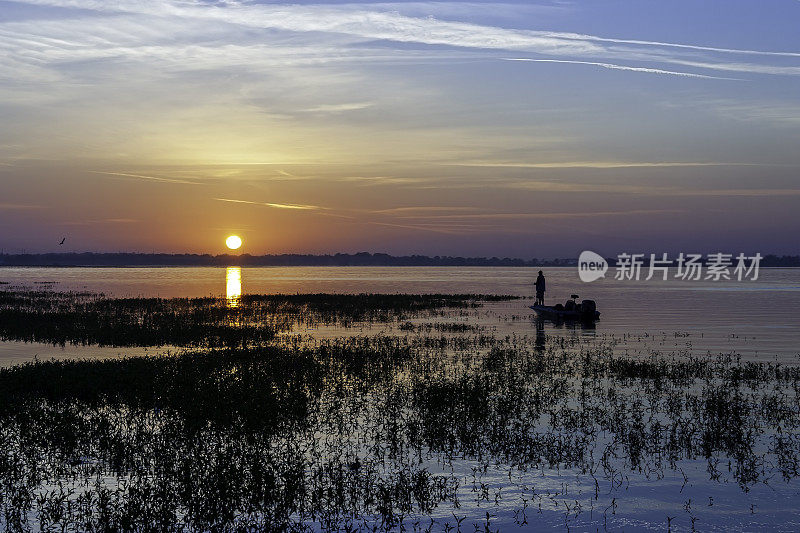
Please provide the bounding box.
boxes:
[225,235,242,250]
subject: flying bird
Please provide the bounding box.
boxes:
[59,237,65,245]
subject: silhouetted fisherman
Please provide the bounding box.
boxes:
[534,270,546,306]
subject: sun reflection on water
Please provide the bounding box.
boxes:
[226,266,242,308]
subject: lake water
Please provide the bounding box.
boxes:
[1,266,799,365]
[3,266,800,531]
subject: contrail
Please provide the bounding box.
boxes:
[213,197,319,210]
[88,171,200,185]
[538,30,800,58]
[501,58,741,80]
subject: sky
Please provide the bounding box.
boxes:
[1,0,799,258]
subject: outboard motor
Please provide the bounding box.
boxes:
[564,300,576,311]
[581,299,596,318]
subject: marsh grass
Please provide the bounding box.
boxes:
[0,290,511,348]
[0,290,799,531]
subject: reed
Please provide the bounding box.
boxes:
[0,289,513,348]
[0,289,797,531]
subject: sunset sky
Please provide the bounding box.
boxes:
[1,0,799,257]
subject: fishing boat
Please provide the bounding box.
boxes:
[530,294,600,321]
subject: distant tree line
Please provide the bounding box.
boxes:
[0,252,797,268]
[0,252,563,267]
[603,254,800,267]
[756,254,800,267]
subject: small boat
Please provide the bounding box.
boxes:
[530,295,600,321]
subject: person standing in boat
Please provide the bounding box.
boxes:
[534,270,546,306]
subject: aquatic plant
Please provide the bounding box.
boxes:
[0,290,798,531]
[0,289,513,348]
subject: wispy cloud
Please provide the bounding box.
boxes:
[540,30,800,58]
[88,171,200,185]
[367,221,495,235]
[503,181,800,197]
[213,197,320,210]
[0,203,43,210]
[675,189,800,197]
[302,102,374,114]
[372,206,486,215]
[667,59,800,76]
[387,209,682,221]
[365,208,682,235]
[338,176,428,186]
[444,161,761,169]
[63,218,138,226]
[710,101,800,126]
[4,0,799,80]
[500,58,741,80]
